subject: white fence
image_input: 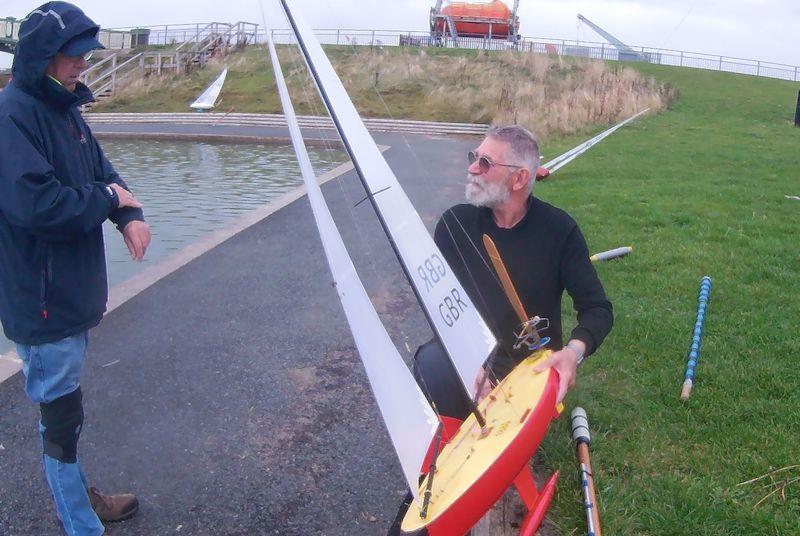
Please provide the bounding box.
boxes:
[247,28,800,83]
[10,16,796,83]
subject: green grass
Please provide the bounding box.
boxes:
[534,65,800,534]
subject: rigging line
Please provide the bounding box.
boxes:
[261,5,442,504]
[357,47,526,313]
[353,185,392,207]
[351,45,504,412]
[266,10,367,280]
[289,47,423,367]
[659,0,701,51]
[281,24,386,284]
[420,421,444,518]
[361,48,533,418]
[280,9,442,431]
[282,51,448,431]
[431,215,523,420]
[279,0,487,427]
[436,214,530,420]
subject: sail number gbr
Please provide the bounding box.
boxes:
[417,254,468,327]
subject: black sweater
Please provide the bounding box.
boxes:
[434,198,613,378]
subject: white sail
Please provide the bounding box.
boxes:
[190,68,228,111]
[543,108,649,173]
[280,0,497,397]
[264,16,437,501]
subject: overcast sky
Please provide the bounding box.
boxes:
[1,0,798,69]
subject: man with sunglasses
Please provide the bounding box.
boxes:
[415,124,613,419]
[0,3,150,534]
[388,125,613,533]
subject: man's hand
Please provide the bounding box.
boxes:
[472,367,494,402]
[533,339,586,403]
[109,183,143,209]
[122,220,151,261]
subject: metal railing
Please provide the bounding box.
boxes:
[84,112,489,135]
[1,17,20,40]
[249,28,800,83]
[4,10,791,83]
[4,13,795,82]
[105,22,258,49]
[85,53,143,95]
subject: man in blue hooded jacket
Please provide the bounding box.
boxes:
[0,3,151,534]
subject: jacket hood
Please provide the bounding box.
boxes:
[12,2,100,94]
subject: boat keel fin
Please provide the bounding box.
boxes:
[515,469,559,536]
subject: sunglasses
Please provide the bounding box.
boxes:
[468,150,522,174]
[63,51,93,62]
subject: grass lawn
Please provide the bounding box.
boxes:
[535,64,799,534]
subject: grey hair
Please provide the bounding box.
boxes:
[486,125,541,195]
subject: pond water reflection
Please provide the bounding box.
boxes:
[0,139,348,353]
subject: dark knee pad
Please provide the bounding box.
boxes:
[40,387,84,463]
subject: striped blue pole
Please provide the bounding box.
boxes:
[680,276,712,400]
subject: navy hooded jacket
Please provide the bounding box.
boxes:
[0,2,144,344]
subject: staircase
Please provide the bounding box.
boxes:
[1,16,20,55]
[80,21,257,109]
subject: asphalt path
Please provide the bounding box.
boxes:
[0,124,479,535]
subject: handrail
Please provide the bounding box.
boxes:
[83,112,489,134]
[87,53,142,90]
[81,53,117,79]
[175,22,231,53]
[93,79,114,96]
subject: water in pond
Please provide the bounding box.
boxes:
[0,139,348,354]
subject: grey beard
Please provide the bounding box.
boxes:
[465,174,510,208]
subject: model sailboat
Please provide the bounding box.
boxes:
[267,1,561,533]
[190,67,228,111]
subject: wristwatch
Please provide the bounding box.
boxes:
[566,341,585,366]
[104,185,115,198]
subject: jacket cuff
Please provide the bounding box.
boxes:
[100,183,120,210]
[112,207,145,233]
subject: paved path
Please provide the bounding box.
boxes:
[0,123,478,535]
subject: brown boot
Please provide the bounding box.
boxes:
[88,487,139,522]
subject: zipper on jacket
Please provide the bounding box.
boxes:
[40,244,52,320]
[67,110,87,144]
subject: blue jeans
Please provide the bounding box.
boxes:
[17,332,104,536]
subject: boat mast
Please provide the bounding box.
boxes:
[279,0,488,427]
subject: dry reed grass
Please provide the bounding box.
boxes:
[329,47,676,139]
[738,465,800,508]
[101,46,676,140]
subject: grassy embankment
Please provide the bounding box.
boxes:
[100,45,799,533]
[94,45,670,139]
[537,64,799,534]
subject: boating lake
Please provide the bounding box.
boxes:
[0,139,348,353]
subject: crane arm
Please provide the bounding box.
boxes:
[577,14,635,52]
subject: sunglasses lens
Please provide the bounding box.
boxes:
[468,151,492,173]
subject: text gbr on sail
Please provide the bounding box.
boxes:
[416,253,469,327]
